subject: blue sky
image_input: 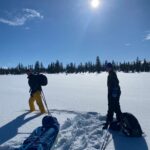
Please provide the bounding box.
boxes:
[0,0,150,67]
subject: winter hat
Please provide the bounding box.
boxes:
[42,116,56,128]
[26,69,33,76]
[106,63,113,69]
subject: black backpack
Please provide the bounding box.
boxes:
[37,74,48,86]
[121,112,143,137]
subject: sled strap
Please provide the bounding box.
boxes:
[41,90,51,116]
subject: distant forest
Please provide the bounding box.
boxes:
[0,57,150,74]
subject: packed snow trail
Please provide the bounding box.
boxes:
[53,111,109,150]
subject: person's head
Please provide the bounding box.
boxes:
[106,63,113,72]
[26,69,32,76]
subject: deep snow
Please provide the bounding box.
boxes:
[0,73,150,150]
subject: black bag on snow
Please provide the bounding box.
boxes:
[19,116,59,150]
[37,74,48,86]
[121,112,143,137]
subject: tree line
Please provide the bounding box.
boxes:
[0,57,150,75]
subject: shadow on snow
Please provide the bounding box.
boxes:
[110,130,148,150]
[0,112,39,145]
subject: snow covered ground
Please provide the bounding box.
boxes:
[0,73,150,150]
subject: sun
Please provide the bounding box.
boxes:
[91,0,100,8]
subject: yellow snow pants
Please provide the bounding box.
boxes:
[29,91,46,113]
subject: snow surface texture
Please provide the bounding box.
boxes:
[55,112,106,150]
[0,73,149,150]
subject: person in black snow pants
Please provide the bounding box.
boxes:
[103,63,122,129]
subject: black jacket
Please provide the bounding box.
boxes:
[107,70,121,97]
[28,74,42,95]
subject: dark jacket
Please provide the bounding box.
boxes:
[107,70,121,98]
[28,74,42,95]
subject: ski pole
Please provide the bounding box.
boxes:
[41,90,51,116]
[101,125,110,150]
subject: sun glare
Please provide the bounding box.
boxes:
[91,0,100,8]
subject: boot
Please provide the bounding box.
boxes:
[102,122,109,129]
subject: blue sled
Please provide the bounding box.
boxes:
[18,116,59,150]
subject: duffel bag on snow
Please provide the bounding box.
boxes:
[19,116,59,150]
[121,112,143,137]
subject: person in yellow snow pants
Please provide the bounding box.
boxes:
[29,91,46,113]
[27,70,46,114]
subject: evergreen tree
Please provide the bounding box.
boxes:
[34,61,40,73]
[66,63,76,73]
[135,57,141,72]
[77,63,85,73]
[55,60,60,73]
[95,56,101,73]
